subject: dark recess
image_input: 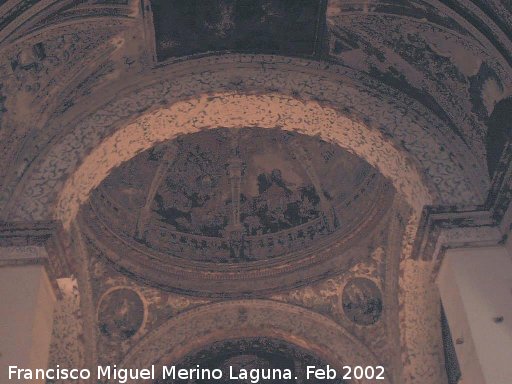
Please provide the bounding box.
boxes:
[486,96,512,177]
[441,303,462,384]
[150,0,325,61]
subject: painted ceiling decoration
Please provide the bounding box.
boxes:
[80,128,394,296]
[149,0,327,61]
[97,287,146,340]
[87,128,388,260]
[0,0,510,221]
[155,338,346,384]
[342,277,383,326]
[0,1,511,384]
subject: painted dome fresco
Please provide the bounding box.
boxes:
[81,128,393,295]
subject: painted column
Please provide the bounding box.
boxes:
[437,246,512,384]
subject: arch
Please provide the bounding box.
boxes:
[3,56,484,223]
[56,92,431,228]
[119,300,391,384]
[0,56,467,383]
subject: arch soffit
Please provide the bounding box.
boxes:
[5,58,486,224]
[120,299,390,384]
[1,58,450,384]
[55,91,432,228]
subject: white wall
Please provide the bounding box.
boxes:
[437,246,512,384]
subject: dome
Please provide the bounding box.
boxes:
[81,128,393,296]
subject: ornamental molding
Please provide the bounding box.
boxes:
[1,55,490,225]
[0,220,73,294]
[411,142,512,267]
[119,299,390,384]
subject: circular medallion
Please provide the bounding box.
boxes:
[342,278,382,325]
[98,288,145,339]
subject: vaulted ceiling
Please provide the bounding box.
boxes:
[0,0,511,222]
[1,2,511,384]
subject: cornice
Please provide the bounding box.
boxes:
[412,145,512,267]
[0,220,73,295]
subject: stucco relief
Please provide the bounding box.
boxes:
[269,249,390,364]
[1,20,127,117]
[398,211,448,384]
[92,128,384,259]
[0,56,488,224]
[56,92,434,225]
[0,2,509,384]
[74,127,394,296]
[165,337,345,384]
[0,56,468,383]
[97,287,146,340]
[268,205,403,382]
[269,243,386,322]
[0,0,135,44]
[328,14,511,155]
[342,278,383,326]
[0,20,132,217]
[481,0,512,41]
[119,300,390,384]
[326,0,512,192]
[83,236,211,365]
[399,260,447,384]
[79,198,404,381]
[67,223,98,379]
[447,0,512,63]
[47,278,86,384]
